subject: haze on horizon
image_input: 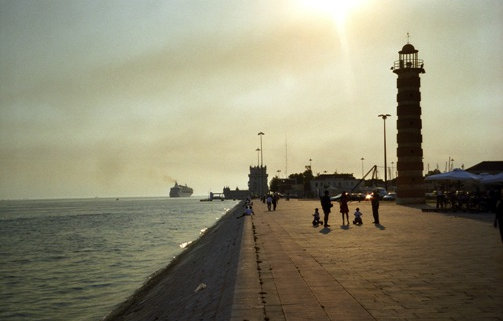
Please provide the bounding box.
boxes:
[1,0,502,199]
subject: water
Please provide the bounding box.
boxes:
[0,197,239,321]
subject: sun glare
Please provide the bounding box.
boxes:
[296,0,367,31]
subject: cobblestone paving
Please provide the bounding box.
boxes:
[244,199,503,321]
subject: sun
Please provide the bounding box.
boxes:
[296,0,367,31]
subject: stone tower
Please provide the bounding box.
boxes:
[248,165,268,197]
[392,43,425,204]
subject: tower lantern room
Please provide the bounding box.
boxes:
[393,43,425,71]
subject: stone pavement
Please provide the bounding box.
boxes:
[231,199,503,321]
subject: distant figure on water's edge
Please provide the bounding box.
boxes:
[237,205,254,219]
[320,190,333,228]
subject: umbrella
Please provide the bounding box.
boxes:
[425,168,480,182]
[480,172,503,184]
[330,193,342,201]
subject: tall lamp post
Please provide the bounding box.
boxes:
[360,157,365,178]
[256,148,260,166]
[258,132,264,167]
[378,114,391,191]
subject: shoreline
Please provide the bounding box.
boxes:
[104,200,245,320]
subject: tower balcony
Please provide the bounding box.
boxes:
[392,59,425,73]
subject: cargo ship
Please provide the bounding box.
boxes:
[169,182,193,197]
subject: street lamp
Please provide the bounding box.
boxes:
[256,148,260,166]
[378,114,391,191]
[258,132,264,167]
[277,170,281,178]
[361,157,365,178]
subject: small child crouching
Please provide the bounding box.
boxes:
[312,208,323,227]
[353,207,363,225]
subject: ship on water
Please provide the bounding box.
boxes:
[169,182,193,197]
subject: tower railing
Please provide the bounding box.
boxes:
[393,59,424,70]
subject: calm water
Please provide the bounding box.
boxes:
[0,197,239,321]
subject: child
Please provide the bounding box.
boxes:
[353,207,363,225]
[312,208,323,226]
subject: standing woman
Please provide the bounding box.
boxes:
[340,192,350,225]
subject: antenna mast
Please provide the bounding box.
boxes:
[285,135,288,177]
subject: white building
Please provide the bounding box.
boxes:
[310,173,359,196]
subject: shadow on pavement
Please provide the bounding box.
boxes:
[319,227,331,234]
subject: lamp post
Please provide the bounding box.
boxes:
[361,157,365,178]
[378,114,391,191]
[256,148,260,166]
[309,158,312,171]
[258,132,264,167]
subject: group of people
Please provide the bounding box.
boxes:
[262,193,280,211]
[237,190,503,245]
[435,189,500,212]
[316,190,380,227]
[236,198,254,219]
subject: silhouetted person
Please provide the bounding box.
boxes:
[371,191,380,224]
[340,191,350,225]
[266,194,272,211]
[494,190,503,243]
[320,190,333,227]
[436,189,444,209]
[312,208,322,227]
[272,193,278,211]
[236,206,254,219]
[353,207,363,225]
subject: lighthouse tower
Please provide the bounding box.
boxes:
[392,42,426,204]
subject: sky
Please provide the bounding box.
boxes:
[1,0,502,199]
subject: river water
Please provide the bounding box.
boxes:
[0,197,238,320]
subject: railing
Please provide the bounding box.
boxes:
[393,59,424,70]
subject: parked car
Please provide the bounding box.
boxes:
[364,188,388,200]
[383,192,397,201]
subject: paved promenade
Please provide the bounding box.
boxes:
[231,199,503,321]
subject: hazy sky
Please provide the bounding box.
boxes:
[1,0,502,199]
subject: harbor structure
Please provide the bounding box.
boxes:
[391,42,426,204]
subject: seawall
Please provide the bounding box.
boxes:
[104,200,247,320]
